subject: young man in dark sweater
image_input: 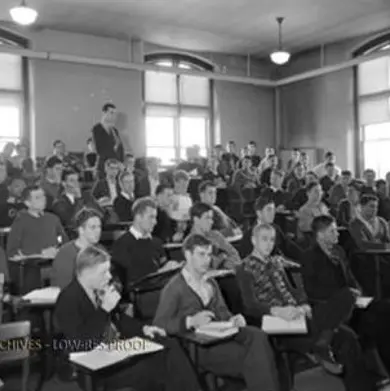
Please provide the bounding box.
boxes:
[0,176,26,228]
[113,171,134,222]
[154,234,281,391]
[111,197,180,316]
[55,246,199,391]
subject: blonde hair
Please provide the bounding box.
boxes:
[75,245,110,275]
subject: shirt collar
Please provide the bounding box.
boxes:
[121,191,133,201]
[129,225,152,240]
[7,196,16,203]
[65,192,75,204]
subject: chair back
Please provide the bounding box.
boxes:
[0,321,31,364]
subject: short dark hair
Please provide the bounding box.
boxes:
[306,181,320,194]
[376,179,386,188]
[252,223,275,238]
[198,180,215,195]
[254,195,274,212]
[182,234,212,253]
[46,156,62,169]
[248,141,256,146]
[102,103,116,112]
[53,140,63,148]
[22,185,42,201]
[155,183,173,196]
[341,170,352,177]
[312,215,335,236]
[173,170,190,182]
[190,202,213,220]
[293,148,300,152]
[74,207,103,228]
[325,151,334,159]
[61,169,78,182]
[132,197,157,217]
[360,194,378,206]
[243,155,252,161]
[8,175,26,186]
[214,144,223,149]
[325,162,335,168]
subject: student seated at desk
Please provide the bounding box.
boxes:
[240,196,302,260]
[52,169,103,237]
[113,171,134,222]
[0,176,26,228]
[240,223,384,390]
[92,159,121,207]
[302,215,390,389]
[55,246,200,391]
[170,170,192,222]
[337,181,362,228]
[153,234,281,391]
[189,202,241,270]
[349,194,390,250]
[40,156,63,211]
[199,180,241,238]
[51,208,102,289]
[112,197,179,289]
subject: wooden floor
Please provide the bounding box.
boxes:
[2,367,344,391]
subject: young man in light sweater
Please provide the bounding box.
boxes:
[153,234,281,391]
[51,208,102,289]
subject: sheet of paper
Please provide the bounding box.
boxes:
[22,286,61,303]
[356,297,373,309]
[262,315,307,335]
[196,321,239,339]
[69,337,164,371]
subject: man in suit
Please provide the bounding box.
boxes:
[135,157,161,198]
[92,103,124,177]
[54,245,200,391]
[302,215,390,386]
[92,159,121,207]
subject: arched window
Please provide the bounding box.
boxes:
[144,53,213,165]
[355,34,390,177]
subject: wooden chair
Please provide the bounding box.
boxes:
[0,321,31,391]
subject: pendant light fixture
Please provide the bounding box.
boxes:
[270,17,290,65]
[10,0,38,26]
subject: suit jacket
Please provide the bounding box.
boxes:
[113,194,133,222]
[349,216,390,250]
[92,123,124,171]
[54,279,143,350]
[302,244,360,303]
[92,179,121,201]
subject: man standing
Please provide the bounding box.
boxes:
[92,103,124,176]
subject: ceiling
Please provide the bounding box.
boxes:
[0,0,389,56]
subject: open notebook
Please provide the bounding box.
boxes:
[69,337,164,371]
[262,315,307,335]
[22,287,61,304]
[195,321,239,339]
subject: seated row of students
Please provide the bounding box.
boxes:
[54,208,390,391]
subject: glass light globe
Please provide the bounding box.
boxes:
[10,5,38,26]
[270,50,291,65]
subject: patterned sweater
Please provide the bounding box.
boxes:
[242,254,306,307]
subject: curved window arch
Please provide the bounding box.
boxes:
[0,28,28,151]
[143,53,213,165]
[356,34,390,177]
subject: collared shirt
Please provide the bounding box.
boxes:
[107,180,117,202]
[181,268,213,306]
[120,191,133,201]
[65,193,75,205]
[243,253,298,307]
[148,176,159,197]
[129,225,152,240]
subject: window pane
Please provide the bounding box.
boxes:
[0,138,19,152]
[146,147,176,165]
[145,71,177,104]
[179,116,207,148]
[0,96,21,139]
[0,54,21,90]
[358,56,390,95]
[180,148,207,159]
[360,97,390,126]
[364,122,390,141]
[180,75,209,106]
[145,117,174,147]
[364,139,390,178]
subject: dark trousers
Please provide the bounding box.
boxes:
[102,338,199,391]
[197,326,280,391]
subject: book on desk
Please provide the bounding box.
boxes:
[262,315,307,335]
[22,286,60,304]
[195,321,239,339]
[69,337,164,371]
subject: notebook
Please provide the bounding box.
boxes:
[22,287,61,304]
[262,315,307,335]
[356,297,373,309]
[69,337,164,371]
[196,321,239,339]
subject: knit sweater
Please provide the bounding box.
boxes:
[7,210,68,257]
[51,241,80,289]
[153,273,232,335]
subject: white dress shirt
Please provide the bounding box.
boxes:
[148,176,160,197]
[129,226,152,240]
[107,180,118,202]
[65,193,75,205]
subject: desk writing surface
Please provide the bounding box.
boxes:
[69,337,164,371]
[22,287,60,304]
